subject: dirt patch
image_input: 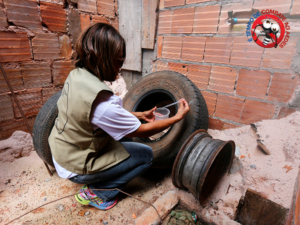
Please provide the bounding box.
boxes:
[0,152,174,225]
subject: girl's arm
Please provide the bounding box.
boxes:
[131,107,157,122]
[126,99,189,138]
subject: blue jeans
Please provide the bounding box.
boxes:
[69,140,153,201]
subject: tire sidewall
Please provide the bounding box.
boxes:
[123,71,203,165]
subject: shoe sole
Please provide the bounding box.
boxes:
[75,194,90,205]
[89,197,118,210]
[75,194,118,210]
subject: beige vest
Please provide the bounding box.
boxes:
[49,68,130,174]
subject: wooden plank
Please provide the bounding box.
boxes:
[142,0,159,49]
[286,167,300,225]
[121,70,132,90]
[119,0,142,72]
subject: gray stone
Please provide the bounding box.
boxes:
[230,157,243,174]
[56,204,65,211]
[0,131,34,162]
[250,164,257,169]
[235,146,241,157]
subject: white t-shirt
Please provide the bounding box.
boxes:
[52,91,141,178]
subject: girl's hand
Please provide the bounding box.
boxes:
[142,106,157,122]
[175,98,190,121]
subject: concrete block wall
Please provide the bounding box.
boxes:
[154,0,300,130]
[0,0,119,140]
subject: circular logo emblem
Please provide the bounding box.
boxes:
[251,14,285,48]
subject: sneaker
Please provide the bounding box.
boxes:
[75,185,118,210]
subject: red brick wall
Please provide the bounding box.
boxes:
[0,0,119,140]
[154,0,300,130]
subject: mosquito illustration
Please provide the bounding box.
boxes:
[252,20,280,48]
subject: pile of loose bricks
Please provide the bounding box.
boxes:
[0,0,118,140]
[154,0,300,130]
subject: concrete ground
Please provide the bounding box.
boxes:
[0,151,177,225]
[1,111,299,225]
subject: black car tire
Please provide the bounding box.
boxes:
[32,91,61,167]
[123,71,209,168]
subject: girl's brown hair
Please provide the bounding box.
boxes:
[75,23,126,82]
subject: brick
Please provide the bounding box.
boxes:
[230,37,264,68]
[114,0,118,15]
[204,37,233,64]
[240,99,275,124]
[13,89,43,118]
[135,191,179,225]
[261,37,297,70]
[42,87,61,103]
[97,0,115,17]
[80,14,91,31]
[171,7,194,34]
[187,0,213,3]
[0,117,35,140]
[40,0,65,5]
[291,0,300,15]
[0,94,14,121]
[187,65,211,90]
[164,0,185,7]
[193,5,220,34]
[0,69,23,94]
[78,0,97,13]
[168,62,187,75]
[32,33,60,60]
[152,60,168,72]
[215,95,244,123]
[40,2,67,32]
[218,2,253,34]
[21,62,51,89]
[53,61,75,86]
[209,66,237,94]
[236,69,271,99]
[69,8,81,46]
[111,18,119,31]
[253,0,292,14]
[4,0,41,30]
[288,18,300,33]
[0,32,31,62]
[277,107,297,119]
[162,36,182,60]
[159,0,164,9]
[59,35,73,59]
[157,36,163,58]
[208,117,224,130]
[157,10,173,34]
[92,15,109,24]
[223,122,239,130]
[267,73,298,102]
[0,7,8,29]
[201,90,217,116]
[181,36,205,62]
